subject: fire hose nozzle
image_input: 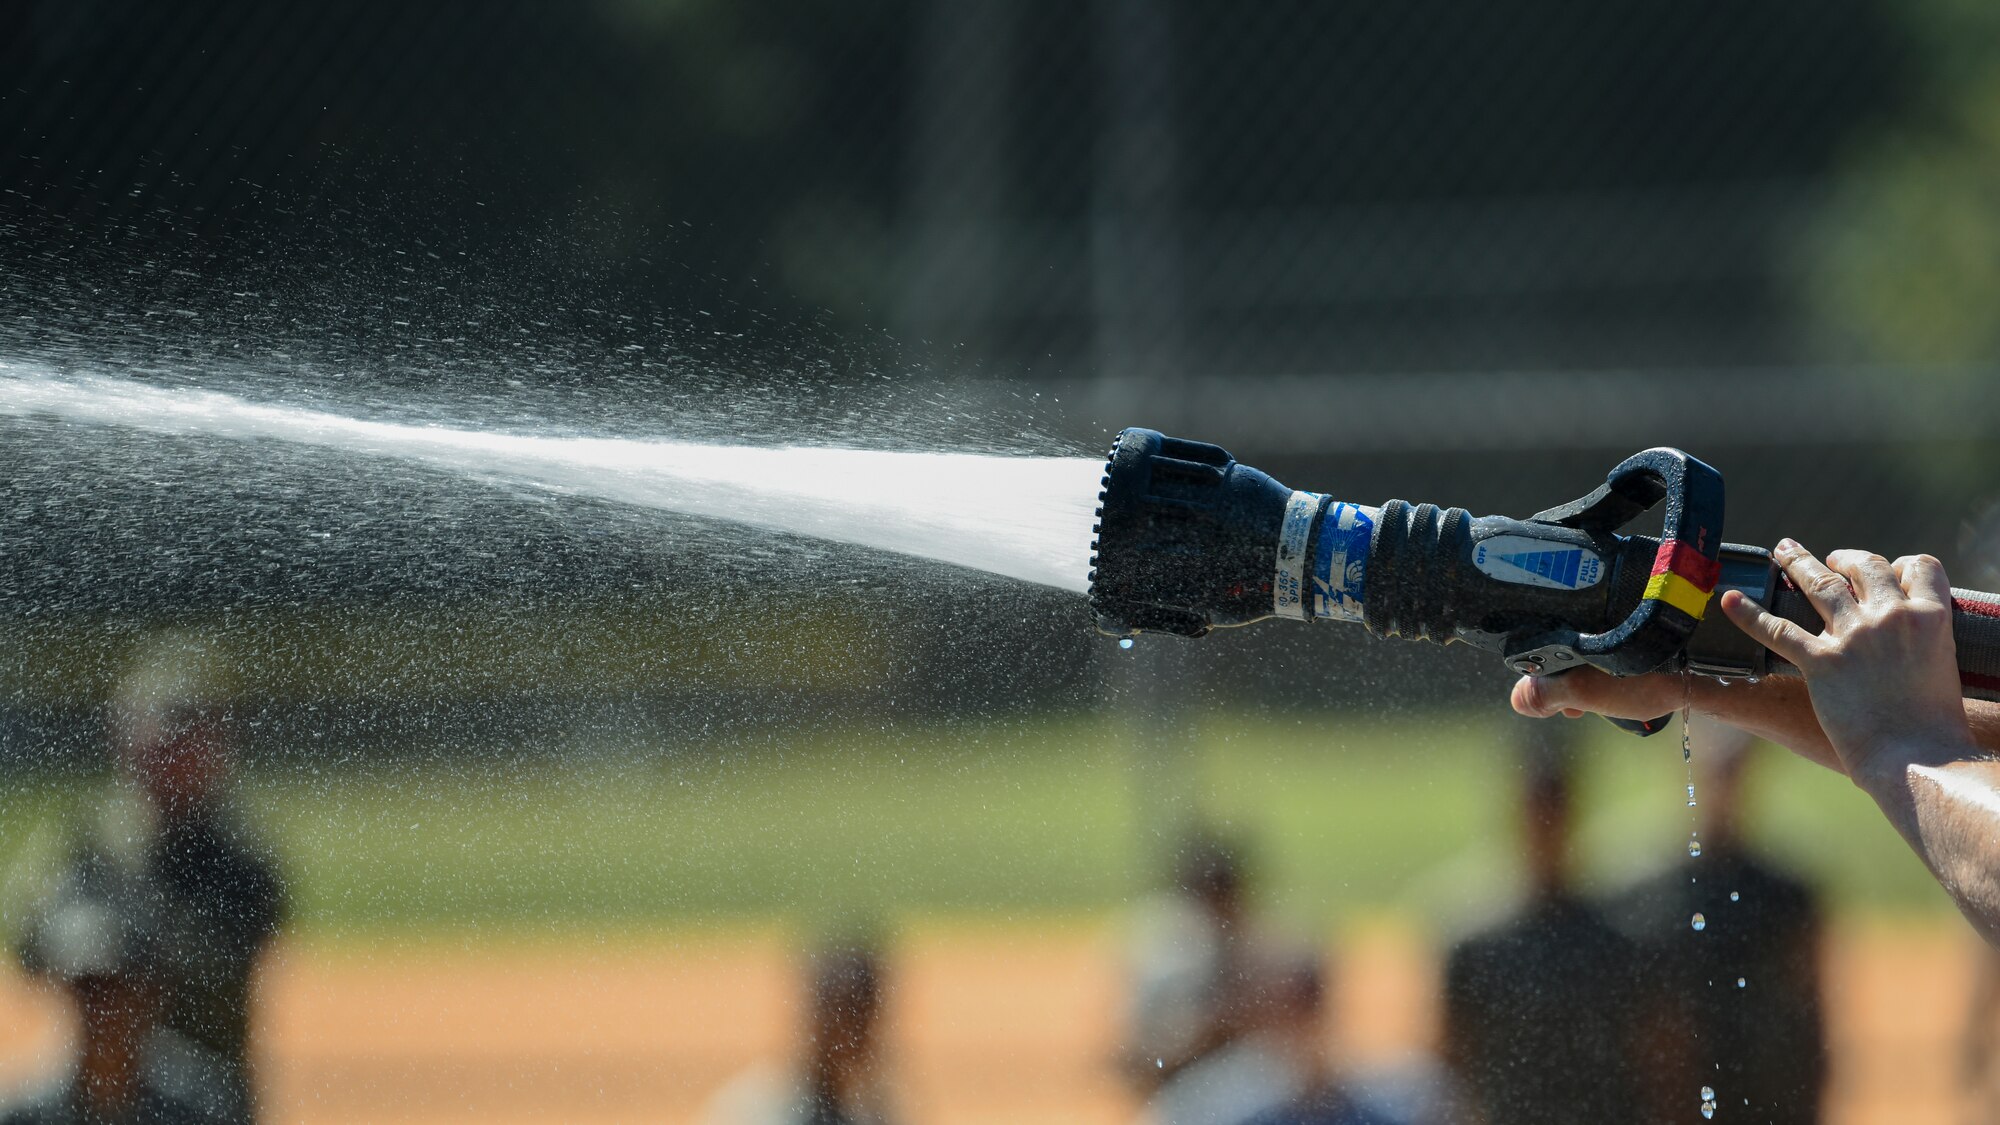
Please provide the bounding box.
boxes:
[1090,426,1725,673]
[1086,426,2000,726]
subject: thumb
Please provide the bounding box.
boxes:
[1511,672,1583,718]
[1510,668,1683,721]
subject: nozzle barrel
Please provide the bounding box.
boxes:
[1088,428,1396,637]
[1088,428,1679,676]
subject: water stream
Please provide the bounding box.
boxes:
[0,364,1103,593]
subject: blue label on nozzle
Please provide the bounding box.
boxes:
[1312,502,1375,622]
[1470,534,1603,590]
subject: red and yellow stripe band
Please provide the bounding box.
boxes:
[1643,540,1721,620]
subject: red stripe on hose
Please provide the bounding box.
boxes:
[1946,599,1999,696]
[1954,596,2000,620]
[1651,540,1722,592]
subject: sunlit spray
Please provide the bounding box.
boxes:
[13,370,2000,723]
[0,367,1101,592]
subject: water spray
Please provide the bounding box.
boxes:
[13,370,2000,727]
[1088,427,2000,733]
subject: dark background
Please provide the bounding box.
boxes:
[0,0,1903,367]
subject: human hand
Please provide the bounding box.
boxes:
[1719,540,1976,782]
[1510,661,1843,772]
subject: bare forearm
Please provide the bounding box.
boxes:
[1688,683,2000,775]
[1852,749,2000,944]
[1683,676,1836,769]
[1972,700,2000,754]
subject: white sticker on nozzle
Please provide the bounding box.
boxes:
[1472,534,1604,590]
[1273,490,1321,620]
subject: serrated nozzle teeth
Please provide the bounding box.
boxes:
[1085,433,1125,601]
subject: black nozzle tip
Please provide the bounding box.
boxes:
[1090,428,1210,637]
[1088,427,1296,638]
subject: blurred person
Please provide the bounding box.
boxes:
[1236,951,1402,1125]
[1438,724,1641,1125]
[1123,830,1260,1093]
[1613,725,1826,1123]
[97,633,285,1122]
[700,944,900,1125]
[1142,942,1415,1125]
[1512,543,2000,944]
[2,849,232,1125]
[1135,942,1303,1125]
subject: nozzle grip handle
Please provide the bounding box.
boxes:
[1512,448,1726,677]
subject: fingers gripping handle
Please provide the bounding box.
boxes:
[1754,583,2000,703]
[1609,557,2000,737]
[1527,665,1675,738]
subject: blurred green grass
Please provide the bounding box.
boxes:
[0,710,1958,937]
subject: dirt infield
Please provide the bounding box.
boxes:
[0,918,1980,1124]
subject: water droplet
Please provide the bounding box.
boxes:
[1736,977,1747,988]
[1686,783,1698,807]
[1701,1103,1715,1120]
[1691,912,1707,932]
[1729,891,1739,902]
[1118,637,1134,650]
[1687,836,1702,857]
[1155,1057,1163,1069]
[1701,1086,1719,1119]
[1702,1086,1715,1101]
